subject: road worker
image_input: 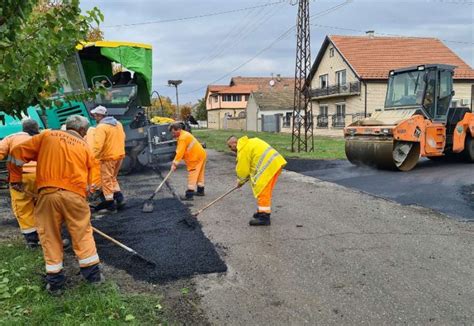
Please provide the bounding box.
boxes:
[227,135,287,226]
[0,119,40,247]
[90,105,126,211]
[170,122,207,200]
[8,115,102,294]
[84,126,102,201]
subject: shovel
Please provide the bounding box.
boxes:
[191,184,241,217]
[92,227,156,267]
[142,169,173,213]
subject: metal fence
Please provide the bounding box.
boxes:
[310,81,361,98]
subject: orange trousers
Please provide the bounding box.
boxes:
[10,173,37,234]
[35,188,99,274]
[187,158,206,191]
[257,169,281,213]
[100,159,122,200]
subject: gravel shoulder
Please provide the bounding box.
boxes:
[167,150,474,325]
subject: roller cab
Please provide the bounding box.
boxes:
[345,64,474,171]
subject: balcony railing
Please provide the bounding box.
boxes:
[310,81,361,98]
[332,114,346,128]
[316,114,329,128]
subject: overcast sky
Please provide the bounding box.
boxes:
[80,0,473,104]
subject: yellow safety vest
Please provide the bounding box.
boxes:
[236,136,287,198]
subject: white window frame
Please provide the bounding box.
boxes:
[336,69,347,86]
[319,74,328,89]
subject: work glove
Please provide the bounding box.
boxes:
[10,182,24,192]
[171,162,178,171]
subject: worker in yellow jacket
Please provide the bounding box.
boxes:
[227,135,287,226]
[0,119,40,247]
[90,105,126,211]
[8,115,102,294]
[170,123,207,200]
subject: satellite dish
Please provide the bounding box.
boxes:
[269,79,276,87]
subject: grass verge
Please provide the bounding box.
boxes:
[0,240,166,325]
[193,129,346,160]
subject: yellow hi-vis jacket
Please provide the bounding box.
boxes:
[236,136,287,198]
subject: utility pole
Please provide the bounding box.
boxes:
[291,0,313,152]
[168,80,182,118]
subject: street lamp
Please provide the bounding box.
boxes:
[168,80,182,118]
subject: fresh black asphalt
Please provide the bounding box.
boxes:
[285,158,474,221]
[93,171,227,283]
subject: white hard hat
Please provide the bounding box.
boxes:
[90,105,107,115]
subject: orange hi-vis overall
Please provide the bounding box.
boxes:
[235,136,287,213]
[0,132,37,235]
[8,130,100,274]
[85,127,101,192]
[93,118,126,200]
[173,130,207,190]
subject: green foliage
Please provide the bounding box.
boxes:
[195,98,207,121]
[193,129,346,160]
[0,0,103,117]
[149,96,176,118]
[0,241,167,324]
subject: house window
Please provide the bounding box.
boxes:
[244,95,249,101]
[336,70,346,86]
[336,103,346,116]
[222,94,242,102]
[213,95,218,103]
[319,105,328,116]
[283,112,292,127]
[329,47,335,57]
[319,74,328,89]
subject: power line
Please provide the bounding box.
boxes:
[311,23,474,45]
[103,0,289,28]
[182,0,352,95]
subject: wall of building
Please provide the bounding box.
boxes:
[310,43,358,89]
[246,96,259,132]
[452,82,473,108]
[207,108,246,130]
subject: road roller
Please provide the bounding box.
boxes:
[344,64,474,171]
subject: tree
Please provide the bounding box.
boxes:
[195,97,207,121]
[86,26,104,42]
[179,105,192,121]
[149,96,176,118]
[0,0,103,116]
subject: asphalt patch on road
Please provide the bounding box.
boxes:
[93,197,227,283]
[286,158,474,221]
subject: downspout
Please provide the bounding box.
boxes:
[363,80,368,118]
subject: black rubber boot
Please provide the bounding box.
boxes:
[23,231,40,248]
[113,191,126,210]
[180,190,194,201]
[94,200,116,213]
[81,263,104,285]
[249,213,271,226]
[196,186,205,196]
[45,271,66,296]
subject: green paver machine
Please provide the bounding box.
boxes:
[0,41,176,177]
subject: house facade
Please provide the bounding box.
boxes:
[205,76,293,129]
[309,34,474,129]
[246,89,294,132]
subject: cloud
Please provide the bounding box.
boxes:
[80,0,473,103]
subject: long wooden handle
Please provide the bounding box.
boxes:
[92,226,137,255]
[194,185,240,216]
[149,169,173,200]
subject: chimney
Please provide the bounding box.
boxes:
[366,30,375,38]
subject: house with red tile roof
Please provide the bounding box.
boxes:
[309,33,474,129]
[205,75,294,129]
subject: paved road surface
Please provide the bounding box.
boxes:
[166,150,474,325]
[286,158,474,221]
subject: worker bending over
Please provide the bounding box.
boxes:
[227,135,286,226]
[8,115,102,294]
[90,105,126,211]
[0,119,40,247]
[170,123,207,200]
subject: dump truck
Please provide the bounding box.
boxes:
[0,41,176,174]
[344,64,474,171]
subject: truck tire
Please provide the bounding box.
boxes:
[463,135,474,162]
